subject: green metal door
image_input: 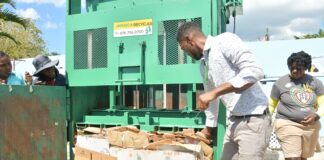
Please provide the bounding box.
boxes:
[67,0,214,86]
[0,85,67,160]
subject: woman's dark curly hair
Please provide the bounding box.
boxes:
[287,51,312,71]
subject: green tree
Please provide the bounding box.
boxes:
[0,0,27,43]
[294,29,324,39]
[0,19,47,59]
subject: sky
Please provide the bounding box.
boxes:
[8,0,324,54]
[14,0,66,54]
[227,0,324,41]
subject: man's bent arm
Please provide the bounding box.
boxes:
[209,82,254,100]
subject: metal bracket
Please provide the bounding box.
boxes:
[115,79,140,83]
[29,85,33,93]
[8,85,12,92]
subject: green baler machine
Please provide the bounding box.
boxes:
[66,0,243,160]
[0,0,243,160]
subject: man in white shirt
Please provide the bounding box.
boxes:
[177,22,271,160]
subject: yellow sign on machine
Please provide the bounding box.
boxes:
[114,19,153,37]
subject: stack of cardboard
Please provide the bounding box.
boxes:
[75,147,117,160]
[75,126,213,160]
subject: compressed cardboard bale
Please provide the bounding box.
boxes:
[75,147,91,160]
[145,139,174,150]
[123,125,140,133]
[106,130,149,149]
[76,136,110,154]
[109,146,203,160]
[205,155,213,160]
[183,132,211,145]
[84,127,102,134]
[158,143,202,153]
[182,129,195,137]
[199,141,213,157]
[75,146,117,160]
[176,138,185,144]
[174,133,185,138]
[138,131,148,135]
[183,135,200,145]
[162,133,176,140]
[148,143,204,159]
[140,132,159,142]
[105,126,140,133]
[91,150,117,160]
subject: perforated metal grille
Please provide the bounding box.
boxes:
[74,30,88,69]
[158,18,202,65]
[92,28,107,68]
[74,28,107,69]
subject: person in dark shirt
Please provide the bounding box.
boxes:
[269,51,323,160]
[26,55,66,86]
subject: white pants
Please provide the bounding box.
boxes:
[221,115,272,160]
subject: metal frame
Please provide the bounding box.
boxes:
[66,0,243,160]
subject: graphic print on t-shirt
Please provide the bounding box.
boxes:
[290,83,314,107]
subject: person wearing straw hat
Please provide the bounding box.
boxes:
[26,55,66,86]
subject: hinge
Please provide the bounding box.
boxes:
[66,88,71,121]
